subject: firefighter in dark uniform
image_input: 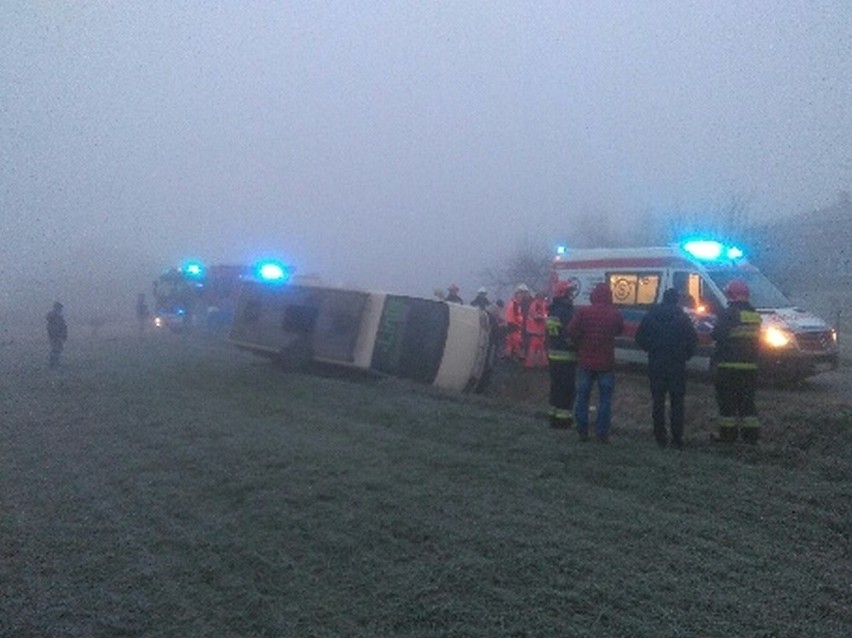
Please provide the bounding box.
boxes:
[546,280,578,428]
[712,279,762,443]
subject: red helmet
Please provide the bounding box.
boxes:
[724,278,750,301]
[554,280,575,297]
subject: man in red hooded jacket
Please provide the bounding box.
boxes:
[567,283,624,442]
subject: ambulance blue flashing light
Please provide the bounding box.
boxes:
[555,245,569,257]
[256,260,291,283]
[681,240,746,262]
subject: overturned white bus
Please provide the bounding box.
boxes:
[229,278,496,393]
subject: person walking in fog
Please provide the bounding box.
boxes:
[546,280,578,428]
[46,301,68,368]
[567,283,624,442]
[635,288,698,449]
[711,279,762,443]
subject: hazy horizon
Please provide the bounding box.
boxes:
[2,2,850,315]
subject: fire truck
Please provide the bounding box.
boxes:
[551,239,839,383]
[153,261,270,332]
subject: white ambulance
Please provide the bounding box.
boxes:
[229,270,495,393]
[551,240,839,383]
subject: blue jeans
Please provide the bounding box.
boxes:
[574,368,615,438]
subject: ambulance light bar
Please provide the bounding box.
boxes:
[681,240,745,262]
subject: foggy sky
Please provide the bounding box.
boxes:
[2,1,850,312]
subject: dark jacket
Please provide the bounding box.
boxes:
[546,295,576,360]
[635,300,698,373]
[567,284,624,371]
[46,309,67,341]
[470,293,490,310]
[711,300,761,367]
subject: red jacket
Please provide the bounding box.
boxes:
[567,283,624,371]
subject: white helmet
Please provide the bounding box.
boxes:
[477,287,487,294]
[515,283,530,292]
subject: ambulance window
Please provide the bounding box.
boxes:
[672,272,701,309]
[607,273,661,306]
[672,271,722,315]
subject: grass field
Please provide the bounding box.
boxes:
[1,326,850,637]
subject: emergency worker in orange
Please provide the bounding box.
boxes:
[504,284,530,360]
[524,290,549,369]
[546,281,577,428]
[712,279,761,443]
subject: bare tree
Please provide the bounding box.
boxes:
[479,241,553,301]
[639,193,754,245]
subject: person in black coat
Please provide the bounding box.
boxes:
[46,301,68,368]
[635,288,698,448]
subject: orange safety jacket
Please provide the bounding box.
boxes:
[506,298,525,333]
[525,298,548,336]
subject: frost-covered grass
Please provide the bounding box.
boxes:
[1,328,849,637]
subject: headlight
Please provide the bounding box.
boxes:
[763,326,793,348]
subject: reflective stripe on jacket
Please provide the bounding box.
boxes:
[546,296,577,362]
[712,302,761,369]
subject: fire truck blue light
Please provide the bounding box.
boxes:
[182,261,204,277]
[257,261,290,282]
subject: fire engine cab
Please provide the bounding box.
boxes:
[152,261,255,332]
[551,240,839,383]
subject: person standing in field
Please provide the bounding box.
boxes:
[136,293,149,334]
[445,284,463,304]
[523,290,549,369]
[545,280,578,428]
[567,283,624,442]
[470,287,491,310]
[711,279,762,443]
[504,284,531,360]
[492,299,507,357]
[46,301,68,368]
[635,288,698,449]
